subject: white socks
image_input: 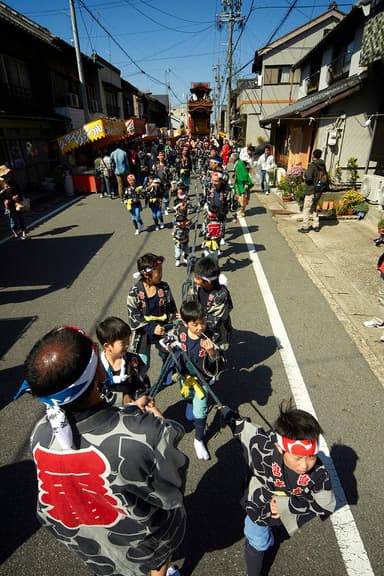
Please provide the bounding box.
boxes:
[194,439,210,460]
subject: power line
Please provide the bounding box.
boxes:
[78,2,95,54]
[77,0,151,76]
[232,1,299,80]
[232,0,254,56]
[136,0,212,24]
[78,0,183,101]
[121,0,214,34]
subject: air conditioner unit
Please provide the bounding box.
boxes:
[66,92,79,108]
[361,174,384,205]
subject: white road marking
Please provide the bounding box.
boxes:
[239,217,374,576]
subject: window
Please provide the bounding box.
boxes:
[104,89,119,117]
[0,54,31,100]
[264,66,298,85]
[264,67,279,84]
[1,55,31,90]
[328,39,354,83]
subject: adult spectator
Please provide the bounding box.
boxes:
[22,325,187,576]
[234,155,253,219]
[94,151,106,197]
[299,149,328,233]
[0,164,27,239]
[101,149,116,199]
[239,144,255,166]
[257,145,276,195]
[110,142,130,202]
[219,139,231,168]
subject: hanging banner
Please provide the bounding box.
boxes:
[57,118,127,154]
[125,117,146,137]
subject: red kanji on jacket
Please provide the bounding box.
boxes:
[272,462,282,477]
[291,487,303,495]
[34,446,127,529]
[297,474,311,486]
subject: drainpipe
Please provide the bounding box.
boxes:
[365,113,377,175]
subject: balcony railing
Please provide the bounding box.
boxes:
[305,71,320,95]
[327,51,352,84]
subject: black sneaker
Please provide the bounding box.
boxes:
[298,228,311,234]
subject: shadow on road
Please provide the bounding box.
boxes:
[0,317,39,409]
[179,439,247,576]
[0,460,40,564]
[330,443,359,506]
[219,329,277,410]
[0,233,112,304]
[0,316,37,359]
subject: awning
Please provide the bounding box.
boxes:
[57,118,127,154]
[260,75,364,126]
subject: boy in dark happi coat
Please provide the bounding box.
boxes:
[175,301,224,460]
[96,316,150,405]
[222,401,336,576]
[192,256,233,350]
[127,253,176,367]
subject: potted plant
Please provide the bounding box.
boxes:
[278,165,305,202]
[278,177,294,200]
[335,200,346,216]
[346,157,359,189]
[282,189,295,202]
[338,189,365,215]
[334,163,343,184]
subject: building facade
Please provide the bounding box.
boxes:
[235,6,344,147]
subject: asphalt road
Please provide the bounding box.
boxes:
[1,182,383,576]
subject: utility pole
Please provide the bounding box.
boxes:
[69,0,90,123]
[213,61,223,135]
[165,68,171,130]
[217,0,243,139]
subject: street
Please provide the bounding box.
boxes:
[1,183,383,576]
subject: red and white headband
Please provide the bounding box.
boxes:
[276,434,318,456]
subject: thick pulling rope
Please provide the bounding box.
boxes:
[147,335,224,408]
[182,180,202,302]
[148,175,226,407]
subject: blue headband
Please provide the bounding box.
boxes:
[14,349,98,406]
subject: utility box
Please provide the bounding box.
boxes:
[327,131,338,146]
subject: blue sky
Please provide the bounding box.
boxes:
[6,0,354,106]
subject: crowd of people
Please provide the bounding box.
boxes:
[11,136,336,576]
[93,137,274,265]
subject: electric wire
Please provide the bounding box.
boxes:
[78,2,95,55]
[77,0,181,99]
[121,0,214,34]
[136,0,212,25]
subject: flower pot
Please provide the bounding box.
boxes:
[282,195,294,202]
[378,225,384,236]
[346,208,354,216]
